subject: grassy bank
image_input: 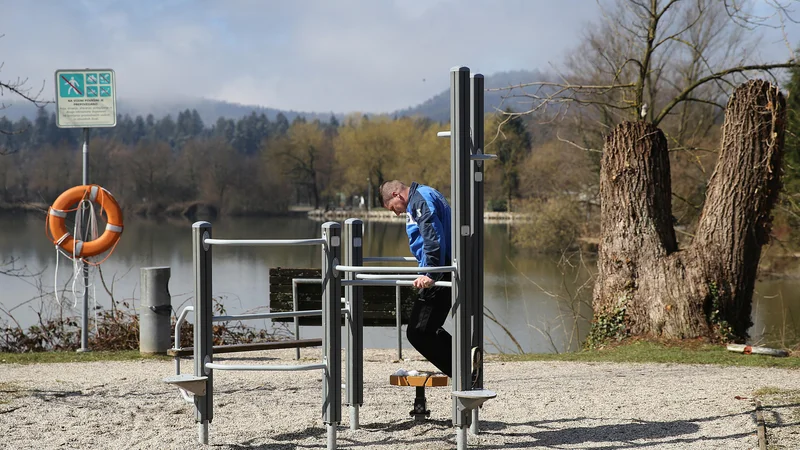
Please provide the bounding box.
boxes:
[500,340,800,369]
[3,340,798,368]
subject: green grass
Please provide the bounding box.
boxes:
[0,350,171,365]
[499,340,800,368]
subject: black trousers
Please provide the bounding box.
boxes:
[406,285,452,377]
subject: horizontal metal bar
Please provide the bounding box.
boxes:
[471,154,497,160]
[204,238,326,247]
[293,278,322,284]
[362,256,417,263]
[437,131,451,137]
[206,362,326,372]
[341,279,452,288]
[356,274,419,280]
[335,264,456,274]
[213,310,323,322]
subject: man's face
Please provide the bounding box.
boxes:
[384,192,407,216]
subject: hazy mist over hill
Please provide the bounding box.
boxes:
[0,69,546,125]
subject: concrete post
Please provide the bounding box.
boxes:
[139,266,172,355]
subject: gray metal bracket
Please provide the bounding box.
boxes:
[164,374,209,396]
[451,389,496,411]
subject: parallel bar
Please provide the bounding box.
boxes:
[204,238,325,246]
[335,264,456,274]
[213,310,322,321]
[341,279,452,288]
[193,221,213,444]
[355,274,418,280]
[168,339,323,357]
[437,131,452,137]
[470,154,497,160]
[206,362,325,371]
[362,256,417,262]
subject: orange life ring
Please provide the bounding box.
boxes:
[47,185,124,258]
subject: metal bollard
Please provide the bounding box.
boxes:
[139,266,172,354]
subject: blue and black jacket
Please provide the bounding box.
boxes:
[405,182,451,281]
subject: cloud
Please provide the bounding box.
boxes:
[1,0,796,114]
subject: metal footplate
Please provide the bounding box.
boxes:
[451,389,496,411]
[164,374,209,396]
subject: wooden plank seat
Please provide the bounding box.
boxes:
[389,373,450,421]
[167,338,322,357]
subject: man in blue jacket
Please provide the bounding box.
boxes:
[380,180,453,377]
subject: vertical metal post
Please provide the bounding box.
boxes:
[344,219,363,431]
[78,127,91,353]
[293,280,301,360]
[395,285,402,361]
[470,73,485,434]
[321,222,341,448]
[450,66,473,443]
[193,221,213,444]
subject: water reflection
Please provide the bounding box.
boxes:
[0,212,796,351]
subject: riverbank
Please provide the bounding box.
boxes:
[307,208,530,223]
[0,348,797,449]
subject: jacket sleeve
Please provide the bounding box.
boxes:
[416,200,445,281]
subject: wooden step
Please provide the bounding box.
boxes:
[390,374,450,387]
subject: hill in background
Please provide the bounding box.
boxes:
[1,69,547,125]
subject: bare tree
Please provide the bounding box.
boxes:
[0,34,50,148]
[495,0,795,148]
[594,79,785,343]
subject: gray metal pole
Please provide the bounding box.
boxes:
[78,127,90,353]
[470,73,485,434]
[193,221,213,444]
[344,219,363,431]
[450,66,473,443]
[321,222,341,448]
[395,286,402,361]
[139,266,172,354]
[293,280,300,360]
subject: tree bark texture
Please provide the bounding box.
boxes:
[593,80,785,341]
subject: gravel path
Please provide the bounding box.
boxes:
[0,348,797,449]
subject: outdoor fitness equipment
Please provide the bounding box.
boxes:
[164,66,496,450]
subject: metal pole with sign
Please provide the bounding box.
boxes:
[54,68,117,352]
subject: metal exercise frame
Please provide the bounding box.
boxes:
[172,221,343,448]
[167,66,494,450]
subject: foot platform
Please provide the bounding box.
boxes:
[164,374,209,396]
[452,389,496,411]
[390,373,449,421]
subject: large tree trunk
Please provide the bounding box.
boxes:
[593,80,786,342]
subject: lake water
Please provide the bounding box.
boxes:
[1,213,798,352]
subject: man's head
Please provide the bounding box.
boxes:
[379,180,409,216]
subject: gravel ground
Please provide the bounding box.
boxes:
[0,348,798,449]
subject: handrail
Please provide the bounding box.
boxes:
[342,279,452,288]
[204,238,326,246]
[335,264,456,274]
[356,274,418,280]
[206,362,326,371]
[362,256,417,263]
[213,310,322,322]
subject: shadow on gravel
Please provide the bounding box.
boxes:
[478,417,753,448]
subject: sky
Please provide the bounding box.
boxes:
[0,0,798,114]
